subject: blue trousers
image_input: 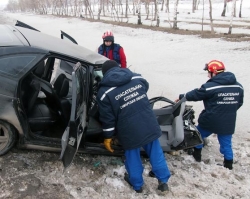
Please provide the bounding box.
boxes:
[195,125,233,160]
[124,139,171,190]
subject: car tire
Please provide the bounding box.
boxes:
[0,120,17,156]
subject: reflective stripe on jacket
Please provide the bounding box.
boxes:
[185,72,244,135]
[97,67,161,150]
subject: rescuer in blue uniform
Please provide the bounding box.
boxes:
[97,60,171,193]
[177,60,244,170]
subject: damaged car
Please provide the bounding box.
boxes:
[0,21,202,169]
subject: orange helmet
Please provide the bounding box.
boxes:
[102,30,114,42]
[204,60,225,74]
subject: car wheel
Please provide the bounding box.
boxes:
[0,120,17,156]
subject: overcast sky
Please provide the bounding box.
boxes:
[0,0,8,9]
[0,0,8,4]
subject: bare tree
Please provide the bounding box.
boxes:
[233,1,236,17]
[156,15,160,27]
[59,0,69,16]
[138,11,142,24]
[83,0,94,19]
[97,0,102,20]
[153,0,158,21]
[154,0,160,26]
[118,0,123,16]
[92,0,95,12]
[37,0,48,14]
[196,0,200,10]
[137,0,142,25]
[165,0,169,13]
[7,0,19,12]
[201,0,204,31]
[173,0,179,29]
[74,0,78,16]
[18,0,26,12]
[103,0,106,16]
[145,0,150,20]
[228,0,236,34]
[239,0,243,18]
[125,0,128,18]
[165,0,172,28]
[221,0,227,16]
[132,0,136,15]
[51,0,59,15]
[192,0,197,13]
[208,0,214,33]
[160,0,164,11]
[109,0,121,22]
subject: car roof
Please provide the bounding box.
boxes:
[0,24,108,65]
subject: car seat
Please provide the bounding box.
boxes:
[28,61,71,132]
[26,79,57,133]
[32,61,61,111]
[53,73,71,125]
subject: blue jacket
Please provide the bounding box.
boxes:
[97,68,161,150]
[183,72,244,135]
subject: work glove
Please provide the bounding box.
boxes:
[104,138,114,153]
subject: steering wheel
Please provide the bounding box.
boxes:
[92,75,102,100]
[89,75,102,117]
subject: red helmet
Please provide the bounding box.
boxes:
[102,30,114,42]
[204,60,225,74]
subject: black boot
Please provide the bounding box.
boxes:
[149,171,169,192]
[193,147,202,162]
[223,159,233,170]
[149,170,156,178]
[158,181,169,192]
[124,173,143,193]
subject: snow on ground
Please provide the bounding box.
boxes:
[0,1,250,198]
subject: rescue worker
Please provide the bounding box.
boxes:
[97,60,171,193]
[98,30,127,68]
[176,60,244,170]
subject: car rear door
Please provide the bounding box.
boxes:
[60,62,89,170]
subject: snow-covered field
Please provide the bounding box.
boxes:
[0,1,250,198]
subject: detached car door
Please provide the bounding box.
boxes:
[60,62,89,170]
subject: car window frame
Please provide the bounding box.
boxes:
[0,54,45,78]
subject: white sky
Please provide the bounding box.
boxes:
[0,0,8,6]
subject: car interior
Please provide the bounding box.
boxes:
[20,58,72,138]
[19,57,104,143]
